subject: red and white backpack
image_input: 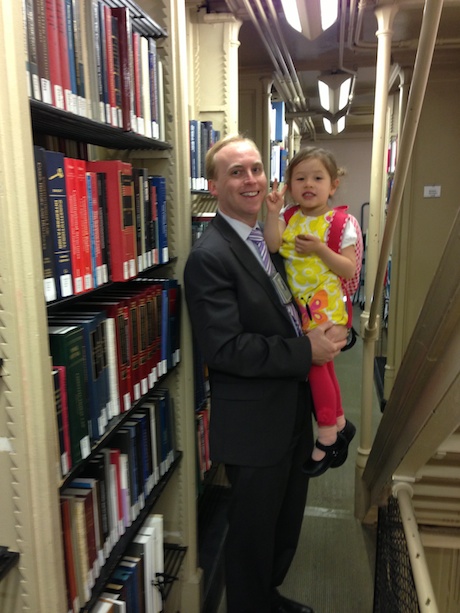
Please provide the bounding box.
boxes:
[283,204,364,332]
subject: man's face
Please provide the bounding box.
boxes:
[208,141,268,226]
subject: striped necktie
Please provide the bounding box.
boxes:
[248,227,303,336]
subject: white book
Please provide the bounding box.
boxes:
[135,526,156,613]
[142,515,164,613]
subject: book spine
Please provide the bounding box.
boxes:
[45,0,65,109]
[64,0,78,114]
[111,7,133,132]
[55,0,72,112]
[103,4,117,126]
[72,0,86,116]
[75,159,93,291]
[90,0,105,123]
[25,0,42,100]
[88,171,103,287]
[96,171,109,283]
[139,36,151,138]
[34,0,52,104]
[63,157,83,294]
[131,30,142,134]
[33,146,58,303]
[54,365,72,475]
[97,0,110,123]
[148,181,158,265]
[60,498,81,613]
[44,149,74,300]
[149,176,168,263]
[148,36,159,139]
[85,172,98,290]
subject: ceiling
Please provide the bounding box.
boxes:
[203,0,460,140]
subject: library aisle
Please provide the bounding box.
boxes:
[217,313,380,613]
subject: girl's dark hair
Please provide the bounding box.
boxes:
[284,146,345,187]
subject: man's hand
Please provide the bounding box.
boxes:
[307,322,347,365]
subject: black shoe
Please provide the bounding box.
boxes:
[331,419,356,468]
[272,592,314,613]
[302,435,347,477]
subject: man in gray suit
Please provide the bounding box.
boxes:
[184,135,346,613]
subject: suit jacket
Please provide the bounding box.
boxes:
[184,213,313,467]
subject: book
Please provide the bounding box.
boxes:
[71,0,87,116]
[25,0,42,101]
[48,310,109,441]
[53,365,72,476]
[33,146,57,302]
[63,156,84,294]
[111,6,134,132]
[130,530,155,613]
[138,401,159,486]
[60,491,92,604]
[157,58,165,142]
[148,37,159,139]
[111,13,123,128]
[148,175,168,263]
[151,388,174,472]
[109,447,125,537]
[68,476,104,569]
[132,167,147,275]
[60,497,80,613]
[131,29,142,134]
[111,427,139,522]
[33,0,52,104]
[99,596,126,612]
[86,170,104,288]
[102,3,117,126]
[97,0,110,123]
[141,514,164,613]
[91,600,115,612]
[189,119,200,190]
[127,411,151,499]
[101,448,121,548]
[55,0,72,112]
[75,158,93,291]
[148,179,158,265]
[64,0,78,114]
[119,555,144,613]
[85,160,136,282]
[45,0,65,109]
[123,420,145,511]
[63,486,100,584]
[139,35,152,138]
[48,324,90,465]
[80,0,102,122]
[84,453,111,559]
[42,148,74,300]
[86,0,105,123]
[96,171,110,284]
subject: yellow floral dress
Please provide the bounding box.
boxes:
[279,208,348,333]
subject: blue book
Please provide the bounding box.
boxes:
[148,175,168,263]
[85,172,98,289]
[64,0,78,114]
[122,421,144,510]
[189,119,199,189]
[43,149,74,300]
[129,412,151,497]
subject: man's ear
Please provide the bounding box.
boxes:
[208,180,218,196]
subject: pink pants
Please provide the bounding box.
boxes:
[308,361,344,428]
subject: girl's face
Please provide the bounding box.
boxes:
[289,157,339,216]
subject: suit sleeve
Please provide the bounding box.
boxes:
[184,243,312,380]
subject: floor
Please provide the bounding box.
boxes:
[216,313,382,613]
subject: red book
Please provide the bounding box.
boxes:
[85,160,136,282]
[103,4,117,126]
[45,0,64,109]
[131,30,142,134]
[63,157,84,294]
[55,365,72,474]
[112,7,134,131]
[60,498,80,613]
[112,7,134,132]
[55,0,72,112]
[75,159,93,291]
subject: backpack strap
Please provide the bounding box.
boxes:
[283,204,300,225]
[327,206,353,330]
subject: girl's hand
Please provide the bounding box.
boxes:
[266,179,287,215]
[295,233,322,254]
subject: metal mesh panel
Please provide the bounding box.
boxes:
[373,496,420,613]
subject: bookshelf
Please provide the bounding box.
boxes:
[0,1,199,612]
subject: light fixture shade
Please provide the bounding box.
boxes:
[281,0,339,40]
[323,115,346,136]
[318,72,352,114]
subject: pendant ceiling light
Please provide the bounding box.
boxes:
[280,0,339,40]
